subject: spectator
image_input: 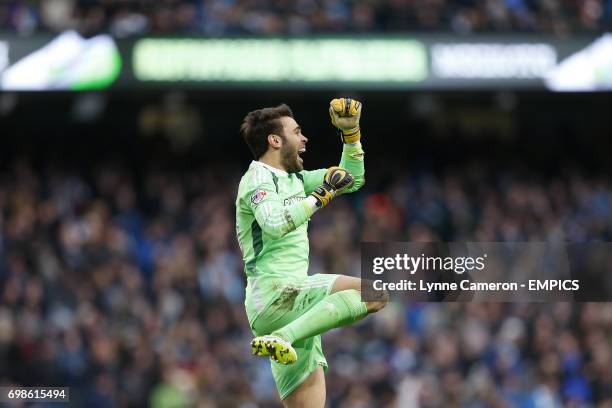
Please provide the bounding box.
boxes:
[0,156,610,406]
[1,0,610,36]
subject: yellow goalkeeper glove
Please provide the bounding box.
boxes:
[329,98,362,144]
[310,166,355,208]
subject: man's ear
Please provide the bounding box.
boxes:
[268,134,282,149]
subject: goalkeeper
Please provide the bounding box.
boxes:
[235,98,388,407]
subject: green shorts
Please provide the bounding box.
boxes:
[251,273,339,400]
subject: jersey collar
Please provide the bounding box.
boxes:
[252,160,288,177]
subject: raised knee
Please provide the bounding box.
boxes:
[366,290,389,313]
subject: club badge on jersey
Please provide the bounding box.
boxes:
[251,189,267,205]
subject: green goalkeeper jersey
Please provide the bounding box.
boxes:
[235,142,365,326]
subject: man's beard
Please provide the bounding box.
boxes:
[280,144,302,173]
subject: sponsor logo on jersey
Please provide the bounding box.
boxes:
[251,189,267,205]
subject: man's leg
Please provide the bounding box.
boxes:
[270,276,388,346]
[282,366,325,408]
[250,275,387,403]
[330,275,387,313]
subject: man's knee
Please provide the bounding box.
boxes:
[366,289,389,313]
[330,275,361,294]
[331,276,388,314]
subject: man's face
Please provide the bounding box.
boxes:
[278,116,308,173]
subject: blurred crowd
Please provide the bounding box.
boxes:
[1,0,612,37]
[0,157,610,407]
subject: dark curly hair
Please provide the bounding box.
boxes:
[240,104,293,159]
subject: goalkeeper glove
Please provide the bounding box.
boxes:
[329,98,362,144]
[310,167,355,208]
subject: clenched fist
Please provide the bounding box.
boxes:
[310,166,355,208]
[329,98,362,144]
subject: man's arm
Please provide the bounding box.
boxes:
[299,142,364,195]
[246,168,315,240]
[300,98,365,195]
[246,166,353,239]
[299,168,326,196]
[338,142,364,194]
[331,98,365,195]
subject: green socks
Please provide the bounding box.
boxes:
[272,289,368,345]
